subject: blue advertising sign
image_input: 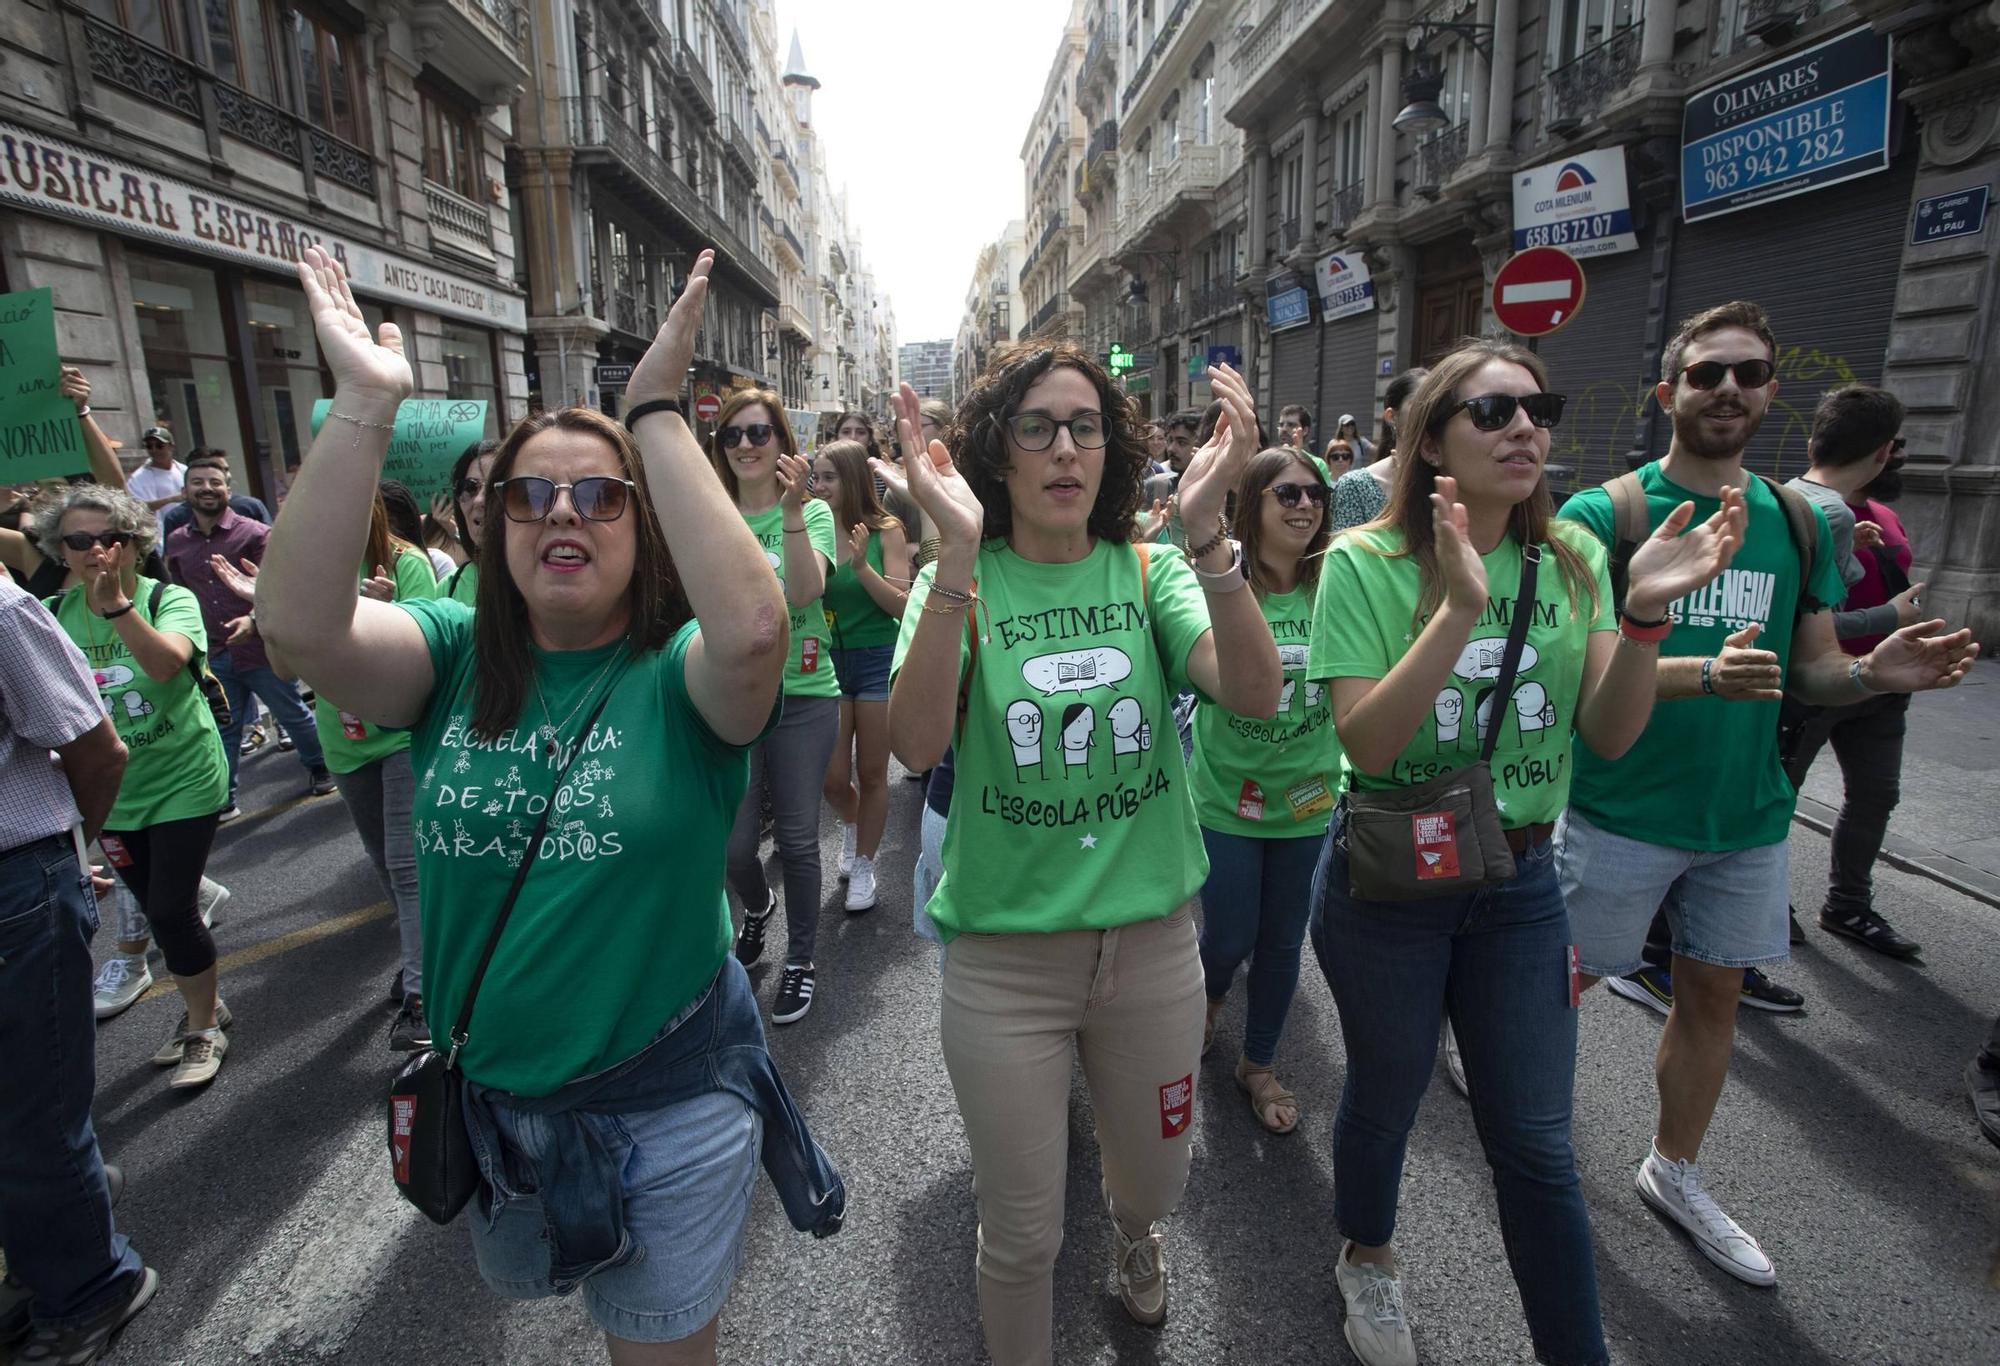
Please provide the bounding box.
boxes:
[1207,345,1242,369]
[1266,276,1312,332]
[1682,27,1893,224]
[1911,186,1989,245]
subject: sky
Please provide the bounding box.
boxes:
[774,0,1077,343]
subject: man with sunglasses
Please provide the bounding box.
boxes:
[1556,301,1978,1289]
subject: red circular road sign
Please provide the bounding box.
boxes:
[693,392,722,421]
[1491,247,1588,338]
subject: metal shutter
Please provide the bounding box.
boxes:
[1269,326,1317,429]
[1319,313,1380,439]
[1536,224,1656,503]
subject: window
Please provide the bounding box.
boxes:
[440,323,501,439]
[1437,41,1474,126]
[202,0,283,101]
[1279,150,1304,226]
[289,6,365,147]
[86,0,179,52]
[652,77,674,160]
[1553,0,1638,66]
[1161,93,1181,161]
[420,87,481,199]
[1335,101,1367,190]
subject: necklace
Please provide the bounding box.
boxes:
[532,648,623,758]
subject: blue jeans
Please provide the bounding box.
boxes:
[0,835,145,1329]
[1310,826,1607,1366]
[212,650,324,796]
[1197,827,1320,1066]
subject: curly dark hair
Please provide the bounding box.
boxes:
[952,340,1146,544]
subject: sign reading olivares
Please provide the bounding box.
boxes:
[1681,27,1893,224]
[0,120,525,332]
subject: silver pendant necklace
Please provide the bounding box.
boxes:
[533,649,622,758]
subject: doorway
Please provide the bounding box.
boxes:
[1414,238,1486,366]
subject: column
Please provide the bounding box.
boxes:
[1297,108,1321,252]
[1372,40,1402,210]
[1482,0,1521,156]
[1248,141,1271,273]
[1639,0,1675,72]
[1467,0,1494,154]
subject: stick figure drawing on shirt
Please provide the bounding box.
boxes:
[1006,699,1045,779]
[1060,702,1095,779]
[1108,696,1150,772]
[1434,690,1462,749]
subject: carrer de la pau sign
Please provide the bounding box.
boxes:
[0,120,526,332]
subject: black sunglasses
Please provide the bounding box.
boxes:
[495,476,635,523]
[719,423,775,449]
[1435,392,1567,432]
[1680,358,1776,391]
[1266,482,1329,508]
[1006,411,1108,452]
[1890,436,1907,454]
[456,475,486,498]
[61,530,135,551]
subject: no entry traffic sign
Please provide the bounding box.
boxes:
[1492,247,1587,339]
[693,392,722,421]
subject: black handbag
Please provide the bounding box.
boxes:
[387,688,614,1225]
[1341,546,1540,901]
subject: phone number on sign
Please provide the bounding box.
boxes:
[1521,215,1618,248]
[1698,124,1848,196]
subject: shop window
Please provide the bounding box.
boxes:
[128,254,246,488]
[244,276,327,477]
[289,4,365,148]
[440,324,502,439]
[85,0,181,53]
[420,85,483,200]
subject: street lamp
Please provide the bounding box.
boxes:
[1393,19,1496,136]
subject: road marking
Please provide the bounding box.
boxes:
[1500,280,1574,304]
[137,900,392,1004]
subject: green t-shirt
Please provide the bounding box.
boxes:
[745,499,841,697]
[1189,584,1341,837]
[821,528,900,649]
[893,539,1214,938]
[399,598,756,1096]
[313,550,438,774]
[444,559,479,607]
[1559,463,1845,850]
[1308,525,1614,829]
[52,576,228,829]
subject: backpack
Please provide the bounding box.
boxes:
[47,581,234,731]
[1603,470,1819,621]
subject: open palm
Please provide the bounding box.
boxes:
[1626,486,1746,617]
[296,246,411,401]
[885,383,982,549]
[627,249,712,405]
[1173,363,1257,534]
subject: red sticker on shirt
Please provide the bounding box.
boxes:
[340,710,368,741]
[98,834,133,869]
[390,1095,416,1183]
[1236,780,1265,822]
[1159,1074,1193,1138]
[801,637,819,673]
[1411,811,1460,880]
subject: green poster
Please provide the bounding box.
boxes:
[310,397,487,501]
[0,287,86,482]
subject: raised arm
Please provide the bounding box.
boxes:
[253,246,434,727]
[776,452,827,606]
[60,367,127,491]
[853,520,911,618]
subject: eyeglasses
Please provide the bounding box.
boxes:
[1266,482,1329,509]
[1890,436,1907,454]
[1434,392,1567,432]
[1006,411,1107,452]
[61,530,135,551]
[1679,358,1776,391]
[719,423,775,449]
[495,476,636,523]
[456,476,486,498]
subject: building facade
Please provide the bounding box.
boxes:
[1019,3,1086,343]
[898,338,953,401]
[952,221,1026,401]
[0,0,529,501]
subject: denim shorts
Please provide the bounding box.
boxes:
[1555,808,1790,977]
[469,1089,763,1343]
[829,643,893,701]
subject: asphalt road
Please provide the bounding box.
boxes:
[13,738,2000,1365]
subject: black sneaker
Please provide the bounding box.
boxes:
[308,768,339,797]
[734,892,775,967]
[14,1265,157,1364]
[772,962,815,1025]
[1,1273,30,1348]
[1819,907,1921,959]
[1967,1051,2000,1150]
[388,968,406,1004]
[1788,905,1805,945]
[1606,964,1673,1017]
[1739,968,1804,1013]
[388,995,432,1051]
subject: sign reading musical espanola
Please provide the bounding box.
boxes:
[0,121,525,332]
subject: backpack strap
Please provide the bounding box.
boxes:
[1603,471,1648,609]
[1758,474,1822,615]
[444,560,471,599]
[953,573,980,742]
[148,578,214,688]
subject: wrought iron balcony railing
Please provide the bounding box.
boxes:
[1545,23,1644,136]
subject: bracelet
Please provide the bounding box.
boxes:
[326,410,396,432]
[927,581,975,604]
[102,602,134,621]
[1617,609,1672,643]
[1185,517,1229,563]
[623,398,685,428]
[1700,657,1717,695]
[1849,656,1877,695]
[76,404,91,419]
[920,596,969,617]
[1192,543,1247,593]
[783,521,807,533]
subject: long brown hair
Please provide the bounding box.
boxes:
[954,340,1146,544]
[1371,338,1598,626]
[470,407,691,739]
[814,439,899,534]
[1233,448,1328,598]
[363,489,420,586]
[706,389,798,502]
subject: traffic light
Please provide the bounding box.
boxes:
[1108,343,1134,374]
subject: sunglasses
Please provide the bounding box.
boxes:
[61,530,135,551]
[456,476,486,498]
[720,423,776,449]
[1006,411,1108,452]
[1434,392,1567,432]
[1679,358,1776,391]
[1890,436,1907,454]
[1266,482,1329,508]
[495,476,635,523]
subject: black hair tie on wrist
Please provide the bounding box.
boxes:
[624,399,686,429]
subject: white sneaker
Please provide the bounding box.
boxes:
[1335,1241,1418,1366]
[197,878,229,929]
[1636,1144,1776,1286]
[93,956,152,1020]
[1107,1194,1167,1326]
[837,824,857,879]
[170,1028,228,1089]
[1441,1020,1468,1099]
[845,855,877,912]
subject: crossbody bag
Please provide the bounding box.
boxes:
[1341,546,1540,902]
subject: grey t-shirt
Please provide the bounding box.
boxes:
[1788,475,1898,642]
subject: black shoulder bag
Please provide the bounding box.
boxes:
[387,687,615,1224]
[1341,546,1540,902]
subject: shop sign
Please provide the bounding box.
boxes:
[0,120,526,331]
[1681,27,1893,224]
[1911,187,1989,245]
[1123,372,1153,394]
[1266,276,1312,332]
[1314,251,1377,322]
[595,364,634,386]
[309,398,486,500]
[0,286,87,481]
[1512,148,1637,257]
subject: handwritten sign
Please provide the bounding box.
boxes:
[309,398,487,500]
[0,287,85,482]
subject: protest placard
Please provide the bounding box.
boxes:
[309,397,487,500]
[0,287,86,483]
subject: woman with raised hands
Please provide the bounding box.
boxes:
[887,346,1281,1362]
[709,390,841,1025]
[255,245,841,1365]
[1302,338,1745,1366]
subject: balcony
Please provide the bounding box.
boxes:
[1075,119,1119,197]
[424,178,495,262]
[675,40,716,122]
[1413,123,1470,196]
[409,0,528,90]
[1545,24,1645,136]
[1079,13,1119,97]
[1737,0,1822,51]
[1328,181,1366,235]
[1280,217,1303,252]
[1229,0,1339,122]
[1038,131,1066,182]
[1117,142,1222,252]
[780,302,813,344]
[1122,0,1193,113]
[722,112,756,174]
[713,1,750,67]
[79,12,377,197]
[1024,292,1069,338]
[1189,279,1238,322]
[772,140,800,194]
[1157,299,1183,335]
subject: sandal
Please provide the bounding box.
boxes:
[1203,997,1224,1058]
[1235,1056,1299,1135]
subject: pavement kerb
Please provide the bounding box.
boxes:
[1792,796,2000,911]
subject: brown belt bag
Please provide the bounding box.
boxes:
[1342,546,1540,902]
